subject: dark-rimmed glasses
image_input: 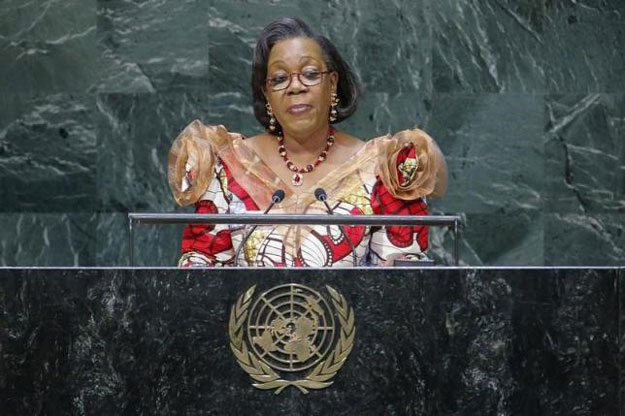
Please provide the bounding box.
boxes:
[266,70,332,91]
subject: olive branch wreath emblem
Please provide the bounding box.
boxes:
[228,284,355,394]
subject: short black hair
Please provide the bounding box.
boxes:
[251,17,360,133]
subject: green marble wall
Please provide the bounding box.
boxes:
[0,0,623,266]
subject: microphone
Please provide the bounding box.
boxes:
[314,188,327,202]
[270,189,286,206]
[314,188,358,267]
[234,189,285,266]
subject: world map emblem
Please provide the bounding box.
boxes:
[228,283,355,394]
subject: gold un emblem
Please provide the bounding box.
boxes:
[228,283,355,394]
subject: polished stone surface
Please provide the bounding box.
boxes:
[429,211,544,266]
[0,94,96,213]
[427,93,544,214]
[431,0,625,93]
[0,214,96,267]
[0,0,623,266]
[97,0,209,93]
[96,213,188,267]
[95,92,208,213]
[0,267,621,414]
[0,0,100,95]
[545,94,625,214]
[545,213,625,266]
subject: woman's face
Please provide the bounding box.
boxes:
[264,37,338,137]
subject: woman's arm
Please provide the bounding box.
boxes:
[368,179,429,266]
[168,121,236,267]
[178,162,235,267]
[367,127,445,266]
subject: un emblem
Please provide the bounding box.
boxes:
[228,284,355,394]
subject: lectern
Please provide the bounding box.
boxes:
[0,267,621,414]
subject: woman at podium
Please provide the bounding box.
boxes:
[168,17,447,267]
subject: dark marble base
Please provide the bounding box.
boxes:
[0,267,622,415]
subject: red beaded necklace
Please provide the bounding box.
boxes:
[277,127,335,187]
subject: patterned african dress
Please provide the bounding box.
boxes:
[168,120,447,267]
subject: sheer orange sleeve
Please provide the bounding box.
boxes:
[168,120,232,206]
[376,128,447,200]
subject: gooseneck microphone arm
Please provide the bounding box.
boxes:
[314,188,358,267]
[233,189,285,267]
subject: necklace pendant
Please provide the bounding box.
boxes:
[292,172,303,186]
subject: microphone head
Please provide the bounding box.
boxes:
[272,189,285,203]
[314,188,327,201]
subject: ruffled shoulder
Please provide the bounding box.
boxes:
[167,120,237,206]
[375,128,448,200]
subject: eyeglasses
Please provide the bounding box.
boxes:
[266,70,331,91]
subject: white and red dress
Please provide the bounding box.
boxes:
[168,120,446,267]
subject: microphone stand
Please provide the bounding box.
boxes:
[233,190,284,267]
[315,188,358,267]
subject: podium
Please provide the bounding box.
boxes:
[0,267,621,414]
